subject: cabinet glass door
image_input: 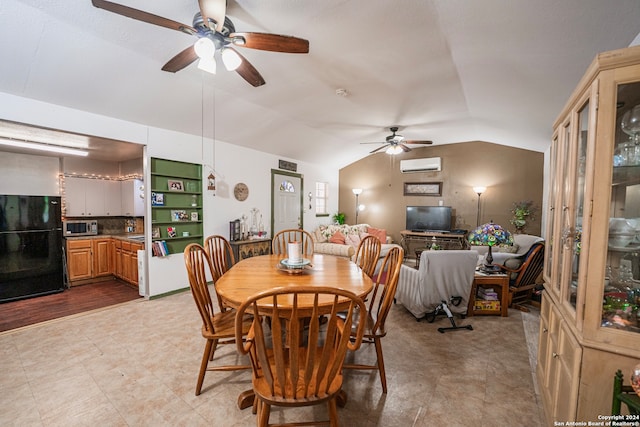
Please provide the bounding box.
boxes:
[566,100,590,310]
[544,134,559,288]
[605,81,640,334]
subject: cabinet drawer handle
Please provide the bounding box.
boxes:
[552,352,559,358]
[543,327,548,333]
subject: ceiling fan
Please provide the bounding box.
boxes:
[362,127,433,154]
[91,0,309,87]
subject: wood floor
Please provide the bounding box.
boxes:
[0,279,141,332]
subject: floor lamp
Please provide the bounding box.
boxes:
[473,186,486,227]
[352,188,362,224]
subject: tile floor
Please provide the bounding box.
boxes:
[0,290,544,426]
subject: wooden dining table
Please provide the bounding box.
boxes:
[215,253,374,409]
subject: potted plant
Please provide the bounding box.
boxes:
[332,212,346,225]
[510,200,537,233]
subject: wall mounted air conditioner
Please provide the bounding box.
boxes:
[400,157,442,173]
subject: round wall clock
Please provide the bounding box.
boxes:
[234,182,249,201]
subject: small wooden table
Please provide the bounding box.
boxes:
[467,272,509,317]
[215,253,373,409]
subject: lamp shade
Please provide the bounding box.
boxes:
[468,222,513,247]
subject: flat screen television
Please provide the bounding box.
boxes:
[406,206,452,232]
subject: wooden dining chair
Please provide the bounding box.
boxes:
[499,242,544,312]
[235,286,366,427]
[203,235,235,283]
[271,228,314,257]
[183,243,252,396]
[343,246,404,393]
[354,235,382,278]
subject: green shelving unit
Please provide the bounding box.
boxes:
[150,157,203,256]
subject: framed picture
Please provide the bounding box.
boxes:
[403,182,442,196]
[167,180,184,191]
[190,212,199,221]
[171,209,188,222]
[167,226,177,238]
[152,227,160,238]
[151,192,164,206]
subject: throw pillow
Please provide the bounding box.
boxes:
[367,227,387,243]
[314,227,327,243]
[344,233,362,249]
[329,231,346,245]
[494,244,519,253]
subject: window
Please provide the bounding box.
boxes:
[280,180,295,192]
[315,182,329,216]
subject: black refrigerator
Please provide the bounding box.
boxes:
[0,195,65,303]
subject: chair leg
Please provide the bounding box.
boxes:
[209,339,218,361]
[328,397,339,427]
[196,339,214,395]
[258,400,270,427]
[374,337,387,393]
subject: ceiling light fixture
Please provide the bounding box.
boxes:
[386,145,403,155]
[221,48,242,71]
[0,138,89,156]
[194,38,216,74]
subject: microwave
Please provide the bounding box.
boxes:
[63,220,98,236]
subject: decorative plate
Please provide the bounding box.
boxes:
[280,258,311,269]
[276,263,311,274]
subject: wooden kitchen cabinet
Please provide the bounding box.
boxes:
[92,238,111,277]
[112,239,143,286]
[539,45,640,422]
[66,239,92,282]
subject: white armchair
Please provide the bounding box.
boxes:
[395,250,479,320]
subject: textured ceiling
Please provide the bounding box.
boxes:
[1,0,640,168]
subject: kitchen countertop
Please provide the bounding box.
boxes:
[64,234,145,244]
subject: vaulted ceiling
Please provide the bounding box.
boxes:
[1,1,640,168]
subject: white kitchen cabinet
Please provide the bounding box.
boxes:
[104,180,122,216]
[121,179,144,217]
[64,176,121,216]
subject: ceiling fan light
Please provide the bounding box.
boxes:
[197,57,217,74]
[222,48,242,71]
[194,37,215,59]
[386,145,403,155]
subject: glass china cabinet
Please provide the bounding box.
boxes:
[539,45,640,423]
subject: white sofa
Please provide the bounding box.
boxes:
[311,223,398,259]
[395,250,479,319]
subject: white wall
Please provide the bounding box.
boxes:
[0,92,339,297]
[0,152,60,196]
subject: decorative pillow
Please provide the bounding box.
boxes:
[344,233,362,249]
[493,244,519,253]
[367,227,387,243]
[329,231,346,244]
[314,227,328,243]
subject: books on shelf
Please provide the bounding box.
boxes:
[474,300,501,310]
[477,287,499,301]
[152,240,170,257]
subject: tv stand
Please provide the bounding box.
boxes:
[400,230,468,255]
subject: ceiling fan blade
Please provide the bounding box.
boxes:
[230,32,309,53]
[404,140,433,145]
[91,0,195,34]
[199,0,226,32]
[162,45,198,73]
[370,144,389,154]
[230,48,266,87]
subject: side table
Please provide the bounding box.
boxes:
[229,238,271,261]
[467,272,509,317]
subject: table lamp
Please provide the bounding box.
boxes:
[467,221,513,273]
